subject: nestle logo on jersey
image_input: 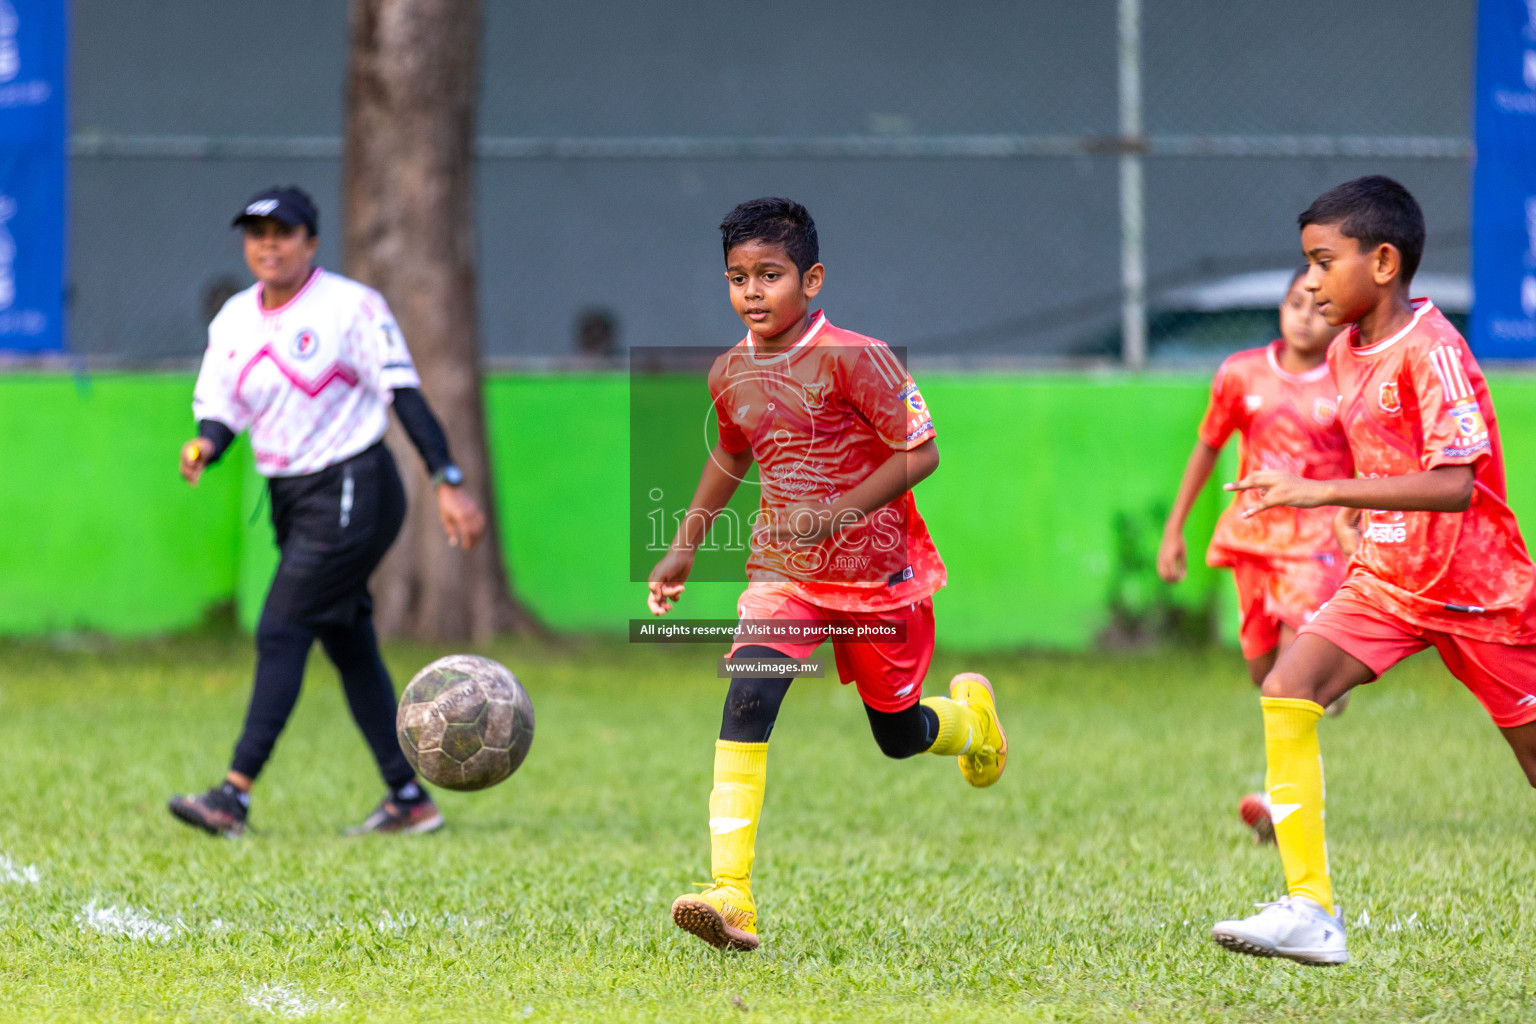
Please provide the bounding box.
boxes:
[290,328,320,360]
[1364,521,1407,543]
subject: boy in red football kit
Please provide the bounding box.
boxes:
[1159,270,1351,841]
[1211,176,1536,966]
[1159,268,1351,687]
[647,198,1007,952]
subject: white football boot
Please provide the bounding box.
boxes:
[1211,896,1348,965]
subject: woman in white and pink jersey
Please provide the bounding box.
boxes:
[168,186,485,838]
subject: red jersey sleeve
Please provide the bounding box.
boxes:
[708,359,752,455]
[1409,340,1492,470]
[842,343,936,450]
[1197,356,1242,449]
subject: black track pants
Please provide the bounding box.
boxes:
[228,443,412,787]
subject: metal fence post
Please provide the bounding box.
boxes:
[1119,0,1147,369]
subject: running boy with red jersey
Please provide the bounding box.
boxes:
[1160,268,1351,688]
[647,197,1007,952]
[1211,175,1536,966]
[1159,270,1352,841]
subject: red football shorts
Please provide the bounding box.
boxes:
[1229,554,1346,660]
[1298,590,1536,728]
[728,584,935,712]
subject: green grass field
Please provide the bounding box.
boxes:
[2,636,1534,1023]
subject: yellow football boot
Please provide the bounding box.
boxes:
[671,881,760,951]
[950,671,1007,787]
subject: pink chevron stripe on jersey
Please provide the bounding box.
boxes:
[236,342,360,398]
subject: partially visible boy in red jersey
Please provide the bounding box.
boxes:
[1160,269,1351,687]
[1210,175,1536,966]
[647,197,1007,952]
[1159,270,1351,841]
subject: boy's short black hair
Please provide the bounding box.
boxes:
[1298,175,1425,287]
[720,197,819,275]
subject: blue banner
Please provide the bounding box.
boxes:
[0,0,64,353]
[1472,1,1536,358]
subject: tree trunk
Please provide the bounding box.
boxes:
[343,0,541,641]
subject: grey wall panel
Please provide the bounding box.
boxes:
[66,1,1473,361]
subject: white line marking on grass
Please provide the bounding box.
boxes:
[1354,909,1422,932]
[74,900,185,942]
[373,909,417,932]
[243,982,342,1018]
[0,854,40,885]
[441,912,488,932]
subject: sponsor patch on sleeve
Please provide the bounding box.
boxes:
[1448,400,1488,440]
[899,382,927,415]
[1442,439,1491,459]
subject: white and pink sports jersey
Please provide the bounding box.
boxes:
[193,268,421,477]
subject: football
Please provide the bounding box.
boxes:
[396,654,535,791]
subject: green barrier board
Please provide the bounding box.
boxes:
[8,370,1536,650]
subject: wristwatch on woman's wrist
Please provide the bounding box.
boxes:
[431,464,464,488]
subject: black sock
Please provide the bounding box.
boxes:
[864,702,939,759]
[719,646,794,743]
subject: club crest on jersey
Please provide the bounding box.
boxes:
[900,383,927,414]
[1378,381,1401,413]
[802,381,827,409]
[290,328,321,361]
[1450,401,1487,439]
[1312,397,1337,425]
[1243,394,1263,413]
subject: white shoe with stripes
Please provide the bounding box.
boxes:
[1212,896,1348,966]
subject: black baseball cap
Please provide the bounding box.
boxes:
[232,186,319,234]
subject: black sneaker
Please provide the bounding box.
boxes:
[345,796,444,836]
[168,782,249,838]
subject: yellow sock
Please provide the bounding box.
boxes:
[920,696,985,756]
[1262,696,1333,911]
[709,740,767,886]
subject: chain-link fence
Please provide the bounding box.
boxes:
[58,0,1472,368]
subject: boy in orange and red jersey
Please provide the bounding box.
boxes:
[1160,268,1352,687]
[1211,175,1536,966]
[647,197,1007,952]
[1159,269,1352,840]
